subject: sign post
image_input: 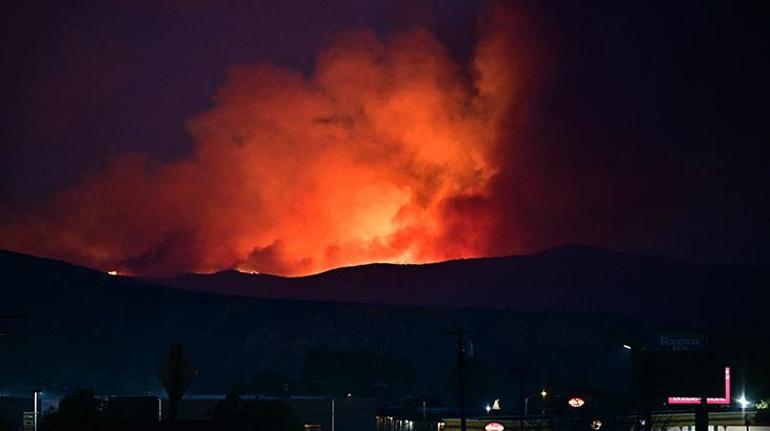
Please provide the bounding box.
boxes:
[651,335,723,431]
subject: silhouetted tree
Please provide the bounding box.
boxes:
[755,402,770,425]
[249,399,295,431]
[253,370,296,395]
[302,346,415,400]
[158,344,195,423]
[41,389,104,431]
[212,384,295,431]
[212,383,249,430]
[0,412,13,431]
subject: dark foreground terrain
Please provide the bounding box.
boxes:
[1,246,768,406]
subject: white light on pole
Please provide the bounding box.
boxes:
[737,395,751,409]
[737,394,752,431]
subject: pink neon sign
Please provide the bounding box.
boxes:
[667,367,731,405]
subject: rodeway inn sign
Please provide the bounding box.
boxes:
[653,335,708,351]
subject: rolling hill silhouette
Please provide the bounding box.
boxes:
[155,244,770,330]
[1,246,768,402]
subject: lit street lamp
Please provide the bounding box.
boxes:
[737,395,751,409]
[737,394,752,431]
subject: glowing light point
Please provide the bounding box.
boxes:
[737,395,751,409]
[485,404,491,413]
[540,389,548,398]
[568,397,585,408]
[491,399,501,410]
[622,344,632,350]
[107,270,118,276]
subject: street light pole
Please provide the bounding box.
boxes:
[509,369,524,431]
[738,395,751,431]
[34,390,40,431]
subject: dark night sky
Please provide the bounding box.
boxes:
[1,0,769,271]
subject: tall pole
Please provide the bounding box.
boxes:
[518,374,524,431]
[695,397,708,431]
[509,369,524,431]
[450,330,467,431]
[33,391,39,431]
[743,404,748,431]
[0,315,24,399]
[331,398,336,431]
[0,331,4,397]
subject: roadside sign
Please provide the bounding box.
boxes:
[23,412,34,431]
[653,335,708,351]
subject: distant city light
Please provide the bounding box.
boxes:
[568,397,585,408]
[485,404,491,413]
[590,419,603,430]
[540,389,548,398]
[107,270,118,276]
[622,344,632,350]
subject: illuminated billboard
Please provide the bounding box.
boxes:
[667,367,731,405]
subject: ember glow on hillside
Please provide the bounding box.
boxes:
[0,8,531,276]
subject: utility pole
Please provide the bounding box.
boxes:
[508,368,525,431]
[331,397,336,431]
[422,400,427,431]
[450,329,467,431]
[0,315,24,398]
[0,330,5,397]
[695,397,708,431]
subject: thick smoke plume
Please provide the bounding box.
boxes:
[1,7,533,276]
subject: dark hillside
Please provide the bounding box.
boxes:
[1,249,768,408]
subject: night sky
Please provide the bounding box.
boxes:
[1,0,768,275]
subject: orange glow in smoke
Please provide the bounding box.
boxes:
[0,8,530,276]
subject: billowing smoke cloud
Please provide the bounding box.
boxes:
[1,6,534,276]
